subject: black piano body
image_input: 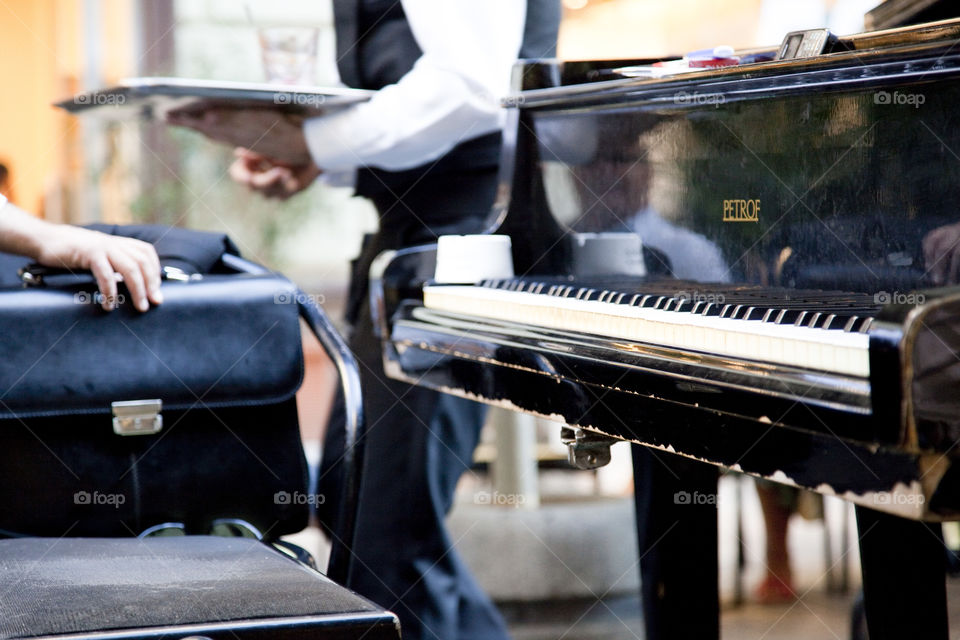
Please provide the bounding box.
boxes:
[372,18,960,639]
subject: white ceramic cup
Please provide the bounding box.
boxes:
[434,235,515,284]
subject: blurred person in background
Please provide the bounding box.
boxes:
[0,162,14,202]
[169,1,561,638]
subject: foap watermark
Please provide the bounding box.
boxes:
[874,291,925,305]
[874,90,925,108]
[676,290,726,305]
[674,91,726,107]
[674,490,720,507]
[74,490,126,509]
[873,493,925,507]
[273,93,326,109]
[474,491,526,507]
[476,90,524,108]
[274,291,326,306]
[74,291,125,307]
[274,490,326,506]
[74,93,126,107]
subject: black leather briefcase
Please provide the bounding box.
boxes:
[0,536,400,640]
[0,231,310,538]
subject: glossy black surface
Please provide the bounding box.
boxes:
[498,56,960,293]
[377,19,960,518]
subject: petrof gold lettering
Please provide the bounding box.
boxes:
[722,199,760,222]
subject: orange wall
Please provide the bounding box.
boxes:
[0,0,132,219]
[0,0,75,215]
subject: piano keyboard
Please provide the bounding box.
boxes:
[423,279,881,377]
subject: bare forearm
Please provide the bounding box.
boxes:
[0,199,162,311]
[0,200,52,260]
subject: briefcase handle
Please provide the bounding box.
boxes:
[18,263,201,287]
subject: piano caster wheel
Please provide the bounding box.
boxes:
[561,426,616,470]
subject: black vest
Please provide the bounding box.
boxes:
[334,0,560,89]
[332,0,561,198]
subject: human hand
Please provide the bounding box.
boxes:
[166,107,313,167]
[37,226,163,312]
[228,148,321,200]
[923,221,960,286]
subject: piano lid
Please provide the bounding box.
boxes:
[491,18,960,296]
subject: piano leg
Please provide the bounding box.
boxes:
[632,445,720,640]
[855,506,948,639]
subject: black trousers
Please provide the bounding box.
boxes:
[319,165,509,640]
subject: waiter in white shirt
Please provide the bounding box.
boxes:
[170,2,561,638]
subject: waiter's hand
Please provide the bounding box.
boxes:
[229,148,322,200]
[167,107,313,167]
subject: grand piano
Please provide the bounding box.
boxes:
[371,18,960,639]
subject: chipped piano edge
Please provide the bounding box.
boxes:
[383,306,960,522]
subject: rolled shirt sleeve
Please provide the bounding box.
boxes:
[304,0,527,172]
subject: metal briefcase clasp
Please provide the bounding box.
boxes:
[111,399,163,436]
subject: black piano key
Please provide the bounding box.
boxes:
[821,314,841,330]
[843,316,860,332]
[774,309,799,324]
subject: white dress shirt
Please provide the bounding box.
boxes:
[303,0,527,173]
